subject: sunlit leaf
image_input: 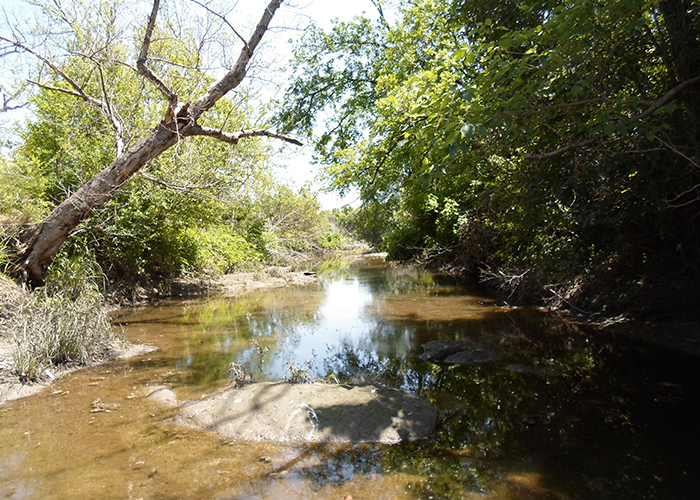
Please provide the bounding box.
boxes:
[461,124,475,141]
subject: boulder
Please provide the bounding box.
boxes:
[174,382,438,444]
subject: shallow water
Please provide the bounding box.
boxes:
[1,256,699,499]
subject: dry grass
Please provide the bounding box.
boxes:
[0,272,123,382]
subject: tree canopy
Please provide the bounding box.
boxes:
[280,0,700,313]
[0,0,306,284]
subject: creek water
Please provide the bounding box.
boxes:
[1,256,699,499]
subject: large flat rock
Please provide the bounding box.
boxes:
[174,382,439,443]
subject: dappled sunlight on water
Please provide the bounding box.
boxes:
[1,256,699,499]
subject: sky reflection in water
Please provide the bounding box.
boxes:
[108,258,700,499]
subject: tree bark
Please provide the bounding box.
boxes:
[16,0,285,285]
[659,0,700,141]
[19,124,180,283]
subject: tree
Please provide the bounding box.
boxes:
[1,0,299,284]
[280,0,700,309]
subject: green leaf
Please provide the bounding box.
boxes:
[446,130,460,145]
[461,124,475,141]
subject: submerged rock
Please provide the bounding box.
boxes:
[420,340,501,365]
[146,386,178,407]
[174,382,438,443]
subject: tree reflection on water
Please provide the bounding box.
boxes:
[117,258,700,499]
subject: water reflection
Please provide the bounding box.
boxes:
[1,257,698,499]
[113,259,700,499]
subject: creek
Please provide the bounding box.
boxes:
[0,255,698,499]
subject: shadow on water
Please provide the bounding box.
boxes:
[1,255,699,499]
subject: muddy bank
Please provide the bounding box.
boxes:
[175,382,439,443]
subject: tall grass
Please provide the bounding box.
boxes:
[0,256,124,382]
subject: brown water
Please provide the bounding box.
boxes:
[1,256,699,499]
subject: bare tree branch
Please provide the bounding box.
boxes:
[526,75,700,161]
[136,0,178,107]
[1,36,102,106]
[26,79,87,100]
[187,0,248,46]
[136,171,216,192]
[188,0,284,120]
[93,62,124,156]
[189,124,303,146]
[3,36,126,156]
[1,91,26,113]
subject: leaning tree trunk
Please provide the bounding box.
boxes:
[18,124,180,284]
[15,0,285,285]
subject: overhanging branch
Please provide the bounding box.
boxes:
[526,75,700,161]
[189,124,303,146]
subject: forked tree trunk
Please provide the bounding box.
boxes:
[15,0,285,285]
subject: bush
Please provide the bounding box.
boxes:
[184,226,263,275]
[316,232,346,250]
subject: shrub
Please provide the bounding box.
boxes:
[184,226,262,275]
[316,232,345,250]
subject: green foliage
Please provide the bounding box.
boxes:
[316,232,345,250]
[0,156,48,223]
[238,184,340,260]
[280,0,700,305]
[0,156,49,273]
[330,202,392,248]
[183,226,262,275]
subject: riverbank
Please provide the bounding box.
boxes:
[0,265,325,407]
[3,254,698,407]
